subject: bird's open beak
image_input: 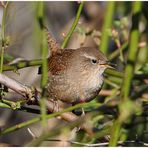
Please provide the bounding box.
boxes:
[100,61,116,69]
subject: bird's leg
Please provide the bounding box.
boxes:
[49,98,59,112]
[72,99,86,116]
[77,96,86,116]
[81,107,85,116]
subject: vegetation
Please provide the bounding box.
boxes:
[0,1,147,146]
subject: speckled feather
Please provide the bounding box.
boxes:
[44,27,61,55]
[46,47,108,104]
[48,49,74,75]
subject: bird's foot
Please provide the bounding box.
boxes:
[81,107,85,116]
[50,99,59,112]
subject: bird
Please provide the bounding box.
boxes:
[39,46,113,105]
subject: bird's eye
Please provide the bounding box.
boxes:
[91,59,97,64]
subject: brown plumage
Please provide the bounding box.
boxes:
[44,47,109,104]
[44,27,61,55]
[48,49,74,75]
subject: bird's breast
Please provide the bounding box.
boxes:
[47,71,104,104]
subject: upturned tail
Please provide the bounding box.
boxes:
[44,26,61,55]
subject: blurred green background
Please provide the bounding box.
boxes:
[0,1,147,147]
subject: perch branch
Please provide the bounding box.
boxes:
[0,73,94,136]
[0,73,39,104]
[1,101,102,136]
[3,59,42,71]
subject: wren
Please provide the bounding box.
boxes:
[40,47,112,105]
[38,27,112,105]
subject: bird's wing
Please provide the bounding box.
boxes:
[38,49,74,75]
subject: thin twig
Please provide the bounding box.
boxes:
[99,89,118,96]
[27,128,37,139]
[0,73,39,104]
[0,101,99,136]
[3,59,42,71]
[108,42,128,60]
[61,2,84,49]
[27,115,87,146]
[27,128,148,147]
[1,97,122,137]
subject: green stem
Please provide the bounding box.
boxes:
[104,78,120,88]
[0,103,40,114]
[109,2,142,146]
[3,58,147,81]
[121,1,142,101]
[61,2,84,49]
[3,59,42,71]
[109,120,122,146]
[95,128,110,139]
[105,68,123,78]
[0,102,101,136]
[3,59,124,79]
[1,99,26,110]
[0,101,11,109]
[1,117,40,135]
[100,1,115,54]
[0,2,9,73]
[37,2,48,127]
[108,42,128,60]
[0,46,4,73]
[106,75,122,85]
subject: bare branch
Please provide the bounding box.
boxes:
[0,73,93,136]
[0,73,39,104]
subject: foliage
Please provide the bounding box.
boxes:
[0,1,148,147]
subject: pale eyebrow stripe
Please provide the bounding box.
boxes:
[82,53,96,60]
